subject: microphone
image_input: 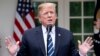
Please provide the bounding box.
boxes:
[47,25,52,33]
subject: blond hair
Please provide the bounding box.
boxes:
[38,3,56,15]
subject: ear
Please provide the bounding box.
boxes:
[37,16,41,23]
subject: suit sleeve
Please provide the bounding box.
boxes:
[17,32,29,56]
[69,33,80,56]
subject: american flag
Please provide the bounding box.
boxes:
[13,0,35,43]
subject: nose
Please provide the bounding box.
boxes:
[48,12,52,18]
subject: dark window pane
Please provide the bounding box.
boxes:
[70,19,81,33]
[70,2,81,16]
[84,35,93,41]
[73,35,82,48]
[84,1,95,16]
[84,18,93,33]
[32,2,42,16]
[87,52,94,56]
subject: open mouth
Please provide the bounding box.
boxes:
[48,19,52,21]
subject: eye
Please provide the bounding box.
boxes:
[50,11,54,14]
[43,12,48,15]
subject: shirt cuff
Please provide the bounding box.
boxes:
[79,51,87,56]
[12,46,19,56]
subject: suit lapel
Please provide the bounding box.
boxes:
[54,27,62,55]
[36,26,46,56]
[35,26,62,56]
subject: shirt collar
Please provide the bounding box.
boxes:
[94,26,99,34]
[42,25,55,34]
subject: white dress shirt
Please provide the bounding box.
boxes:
[42,25,55,56]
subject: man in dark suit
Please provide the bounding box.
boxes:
[5,3,93,56]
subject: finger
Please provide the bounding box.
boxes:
[88,40,93,46]
[87,37,92,44]
[90,45,94,49]
[78,40,81,46]
[7,36,12,43]
[5,39,11,49]
[16,41,20,45]
[5,36,13,48]
[5,37,11,46]
[84,37,90,43]
[8,36,13,43]
[5,38,9,46]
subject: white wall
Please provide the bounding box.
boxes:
[0,0,17,56]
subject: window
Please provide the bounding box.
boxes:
[69,0,95,56]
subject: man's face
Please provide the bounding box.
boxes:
[38,6,57,27]
[95,19,100,29]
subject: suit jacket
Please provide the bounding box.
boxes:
[17,26,80,56]
[93,31,100,56]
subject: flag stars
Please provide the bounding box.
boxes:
[22,9,25,12]
[18,8,21,11]
[19,3,21,6]
[27,4,29,7]
[23,4,25,7]
[17,0,32,16]
[27,0,29,2]
[26,9,29,12]
[21,13,24,16]
[14,0,35,42]
[19,0,22,2]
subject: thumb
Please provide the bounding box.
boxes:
[16,41,19,45]
[78,40,81,46]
